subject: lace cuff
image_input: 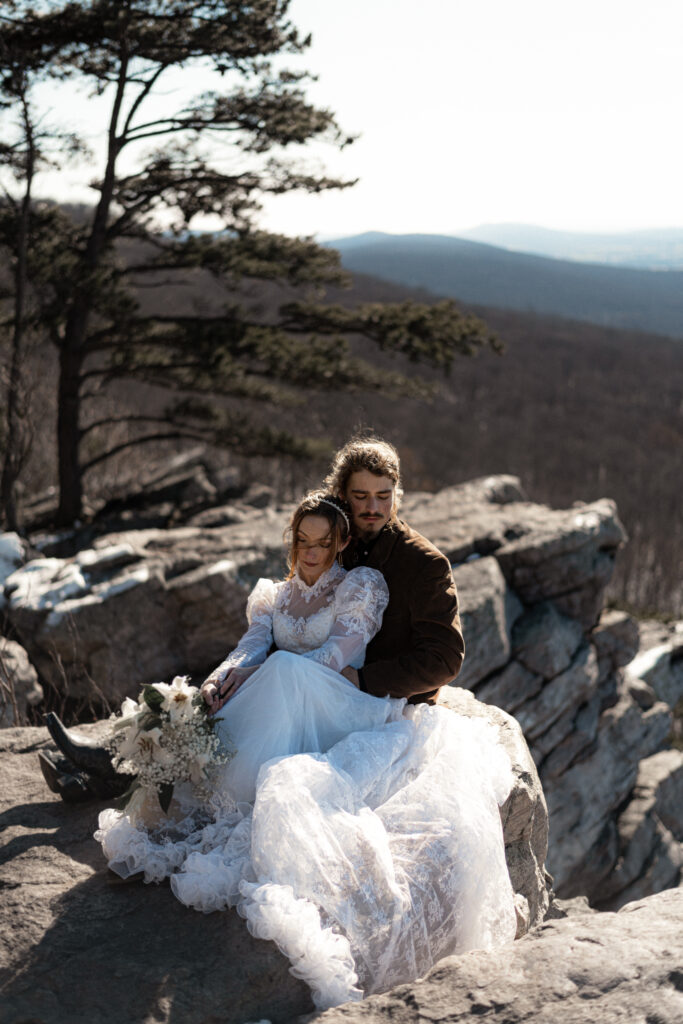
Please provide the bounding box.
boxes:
[300,567,389,673]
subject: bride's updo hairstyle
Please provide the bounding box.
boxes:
[323,436,403,514]
[285,490,353,579]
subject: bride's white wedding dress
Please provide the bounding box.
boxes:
[95,562,517,1009]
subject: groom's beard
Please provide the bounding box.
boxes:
[355,517,386,543]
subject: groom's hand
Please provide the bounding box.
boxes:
[341,666,359,688]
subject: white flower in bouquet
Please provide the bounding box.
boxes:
[157,676,197,723]
[120,696,139,718]
[107,676,233,819]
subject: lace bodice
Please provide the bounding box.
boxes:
[216,562,389,675]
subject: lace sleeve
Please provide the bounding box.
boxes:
[207,578,278,680]
[301,567,389,674]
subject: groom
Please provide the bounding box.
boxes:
[325,437,465,704]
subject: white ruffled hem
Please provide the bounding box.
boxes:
[238,881,363,1010]
[95,808,188,883]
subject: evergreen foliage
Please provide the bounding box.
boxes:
[0,1,497,526]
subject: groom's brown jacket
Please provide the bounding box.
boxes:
[343,518,465,705]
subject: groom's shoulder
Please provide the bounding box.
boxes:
[391,518,452,574]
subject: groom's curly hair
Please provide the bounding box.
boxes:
[323,437,403,508]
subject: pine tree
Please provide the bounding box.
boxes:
[0,1,498,526]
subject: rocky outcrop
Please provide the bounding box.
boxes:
[407,486,681,907]
[2,475,681,911]
[2,513,287,705]
[0,695,548,1024]
[450,557,522,689]
[315,889,683,1024]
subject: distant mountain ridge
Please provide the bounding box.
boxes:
[459,224,683,269]
[328,232,683,338]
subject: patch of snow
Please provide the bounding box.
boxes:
[626,641,683,708]
[5,559,88,611]
[206,559,236,576]
[92,566,150,599]
[76,543,138,570]
[626,643,672,683]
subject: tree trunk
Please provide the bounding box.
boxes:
[55,323,85,525]
[54,47,130,525]
[0,295,25,530]
[0,91,34,531]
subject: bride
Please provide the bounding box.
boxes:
[95,490,517,1010]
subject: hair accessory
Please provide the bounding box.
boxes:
[319,498,350,531]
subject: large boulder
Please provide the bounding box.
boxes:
[0,693,550,1023]
[493,499,626,629]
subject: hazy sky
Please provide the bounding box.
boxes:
[28,0,683,239]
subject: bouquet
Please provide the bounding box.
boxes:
[108,676,232,821]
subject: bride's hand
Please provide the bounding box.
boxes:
[204,666,258,714]
[200,666,229,712]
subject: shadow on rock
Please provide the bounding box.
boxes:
[2,868,313,1024]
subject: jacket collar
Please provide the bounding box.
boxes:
[347,518,404,570]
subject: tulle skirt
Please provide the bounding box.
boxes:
[95,651,516,1009]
